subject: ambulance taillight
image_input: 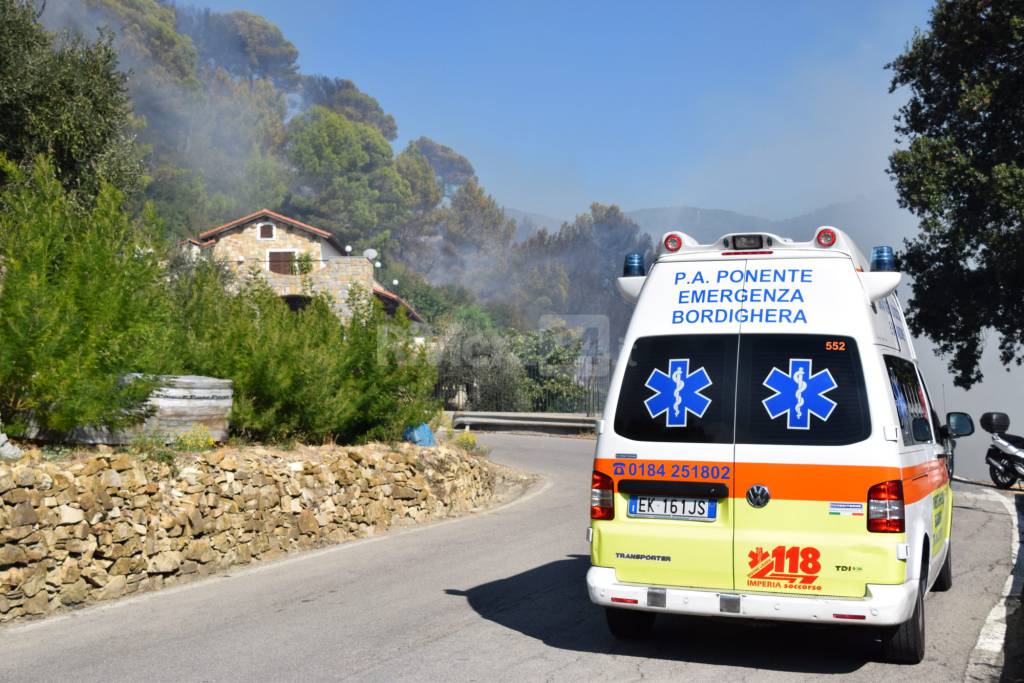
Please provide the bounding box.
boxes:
[867,480,905,533]
[591,470,614,520]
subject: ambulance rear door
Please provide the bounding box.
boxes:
[731,256,905,598]
[594,257,748,591]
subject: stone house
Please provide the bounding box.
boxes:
[184,209,421,321]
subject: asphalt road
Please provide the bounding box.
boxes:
[0,434,1015,682]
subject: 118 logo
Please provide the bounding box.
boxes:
[747,545,821,585]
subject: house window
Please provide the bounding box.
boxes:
[257,222,275,240]
[268,250,295,275]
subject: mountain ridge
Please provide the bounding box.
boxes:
[506,195,916,250]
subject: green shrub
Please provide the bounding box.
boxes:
[169,269,437,443]
[128,429,175,466]
[451,430,478,451]
[434,321,530,411]
[434,323,588,412]
[0,157,174,435]
[173,424,215,451]
[0,156,438,445]
[509,329,587,412]
[337,289,438,442]
[451,429,488,456]
[129,429,168,453]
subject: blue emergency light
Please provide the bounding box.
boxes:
[623,252,645,277]
[870,246,896,272]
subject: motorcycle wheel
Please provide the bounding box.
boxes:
[989,458,1018,490]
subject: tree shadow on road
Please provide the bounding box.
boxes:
[446,554,880,675]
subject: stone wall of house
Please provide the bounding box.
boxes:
[239,257,375,313]
[210,220,324,278]
[204,218,377,305]
[0,443,523,622]
[307,258,376,308]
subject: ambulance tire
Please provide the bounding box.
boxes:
[932,544,953,592]
[880,564,926,664]
[605,607,655,639]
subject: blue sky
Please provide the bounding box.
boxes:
[197,1,934,220]
[172,1,1024,471]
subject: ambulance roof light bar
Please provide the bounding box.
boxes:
[622,251,645,277]
[654,227,872,270]
[870,245,896,272]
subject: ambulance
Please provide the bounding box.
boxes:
[587,227,975,664]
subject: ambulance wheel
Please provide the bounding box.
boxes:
[880,569,926,664]
[605,607,655,639]
[932,544,953,592]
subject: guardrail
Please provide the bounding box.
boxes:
[451,411,599,433]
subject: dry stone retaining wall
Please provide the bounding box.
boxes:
[0,443,515,622]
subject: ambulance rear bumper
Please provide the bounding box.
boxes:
[587,566,917,626]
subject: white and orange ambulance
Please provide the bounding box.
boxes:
[587,227,974,664]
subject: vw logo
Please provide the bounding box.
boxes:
[746,484,771,508]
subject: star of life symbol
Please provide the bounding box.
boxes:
[748,547,771,573]
[644,358,712,427]
[762,358,837,430]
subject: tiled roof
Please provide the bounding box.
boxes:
[195,209,343,251]
[372,283,424,323]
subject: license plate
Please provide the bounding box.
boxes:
[628,495,716,521]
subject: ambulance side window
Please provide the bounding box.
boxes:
[613,335,737,443]
[736,334,871,446]
[884,355,933,446]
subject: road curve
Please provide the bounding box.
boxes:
[0,433,1013,681]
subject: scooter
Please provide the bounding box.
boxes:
[981,411,1024,489]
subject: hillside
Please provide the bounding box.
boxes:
[503,208,565,241]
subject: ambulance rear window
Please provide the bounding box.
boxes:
[613,335,738,444]
[735,334,871,446]
[614,333,870,445]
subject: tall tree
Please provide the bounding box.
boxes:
[139,69,290,237]
[1,0,142,196]
[302,75,398,140]
[392,143,444,261]
[888,0,1024,387]
[176,7,300,90]
[420,179,517,300]
[284,106,410,247]
[412,137,476,198]
[76,0,199,84]
[508,204,653,348]
[443,178,515,251]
